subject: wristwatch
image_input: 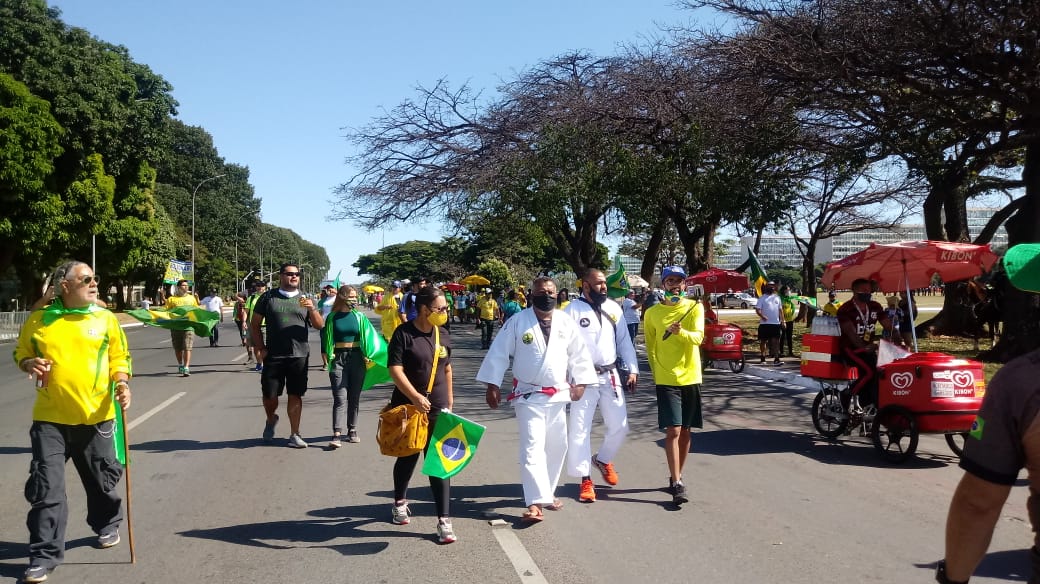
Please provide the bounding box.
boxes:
[935,560,969,584]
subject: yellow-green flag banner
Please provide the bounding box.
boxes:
[736,246,769,296]
[605,254,630,299]
[126,306,219,337]
[112,384,127,465]
[422,411,485,479]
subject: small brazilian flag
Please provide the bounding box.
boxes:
[605,254,630,299]
[422,411,485,479]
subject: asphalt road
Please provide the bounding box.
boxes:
[0,310,1030,584]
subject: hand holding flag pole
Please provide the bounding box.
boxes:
[662,304,697,340]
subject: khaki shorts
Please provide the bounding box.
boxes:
[171,329,194,351]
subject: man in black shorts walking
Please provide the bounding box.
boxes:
[250,263,325,448]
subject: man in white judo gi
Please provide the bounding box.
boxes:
[563,268,638,503]
[477,276,598,523]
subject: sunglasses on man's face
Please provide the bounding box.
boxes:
[282,272,301,277]
[72,275,100,286]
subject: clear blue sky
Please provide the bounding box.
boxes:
[49,1,704,282]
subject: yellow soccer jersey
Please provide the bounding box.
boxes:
[14,309,132,425]
[644,298,705,386]
[165,294,199,309]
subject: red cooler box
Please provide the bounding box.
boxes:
[878,352,985,433]
[705,323,743,360]
[800,334,858,380]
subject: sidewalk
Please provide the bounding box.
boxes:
[737,354,819,390]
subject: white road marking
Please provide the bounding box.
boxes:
[127,392,186,431]
[232,352,247,362]
[492,528,550,584]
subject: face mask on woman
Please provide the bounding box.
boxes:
[427,309,448,327]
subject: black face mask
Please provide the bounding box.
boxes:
[856,292,872,302]
[532,294,556,312]
[587,289,608,305]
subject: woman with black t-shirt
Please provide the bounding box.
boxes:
[386,286,456,543]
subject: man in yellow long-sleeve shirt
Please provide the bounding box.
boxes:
[14,260,132,583]
[644,265,704,507]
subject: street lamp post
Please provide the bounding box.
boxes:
[190,174,225,292]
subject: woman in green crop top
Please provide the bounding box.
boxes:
[325,286,374,447]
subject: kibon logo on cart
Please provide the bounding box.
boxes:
[930,370,976,398]
[890,372,914,396]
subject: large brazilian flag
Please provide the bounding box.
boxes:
[126,306,220,337]
[422,411,486,479]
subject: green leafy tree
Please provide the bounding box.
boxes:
[0,72,64,275]
[354,240,443,281]
[475,258,514,291]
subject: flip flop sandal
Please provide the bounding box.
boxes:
[521,510,544,523]
[545,500,564,511]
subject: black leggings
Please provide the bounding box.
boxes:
[393,412,450,518]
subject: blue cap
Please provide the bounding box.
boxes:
[392,280,402,288]
[661,266,687,281]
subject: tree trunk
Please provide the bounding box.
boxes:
[640,219,666,283]
[978,140,1040,362]
[922,191,945,240]
[800,240,818,297]
[916,282,978,339]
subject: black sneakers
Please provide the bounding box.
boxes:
[669,478,689,506]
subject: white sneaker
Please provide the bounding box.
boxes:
[391,503,410,525]
[437,521,457,544]
[287,433,308,448]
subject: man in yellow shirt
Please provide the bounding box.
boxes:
[374,281,403,342]
[476,288,500,349]
[165,279,199,376]
[644,266,705,507]
[14,261,132,583]
[821,290,842,316]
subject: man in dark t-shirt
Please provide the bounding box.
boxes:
[250,263,325,448]
[940,243,1040,584]
[835,278,897,409]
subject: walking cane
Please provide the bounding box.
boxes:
[120,403,136,564]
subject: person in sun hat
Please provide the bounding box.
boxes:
[940,242,1040,584]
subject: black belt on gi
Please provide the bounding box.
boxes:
[594,363,616,374]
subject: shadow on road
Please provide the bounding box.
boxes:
[179,503,415,552]
[682,427,949,469]
[133,437,264,452]
[914,548,1031,582]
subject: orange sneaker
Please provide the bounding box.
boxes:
[592,455,618,486]
[579,478,596,503]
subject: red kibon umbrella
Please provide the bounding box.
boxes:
[822,240,998,292]
[685,268,750,294]
[441,282,466,293]
[822,240,999,351]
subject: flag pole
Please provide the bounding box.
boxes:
[121,404,136,564]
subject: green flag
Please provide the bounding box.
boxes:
[126,306,220,337]
[422,411,486,479]
[112,385,127,465]
[605,255,630,299]
[736,246,769,296]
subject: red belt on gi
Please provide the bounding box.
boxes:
[508,378,559,401]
